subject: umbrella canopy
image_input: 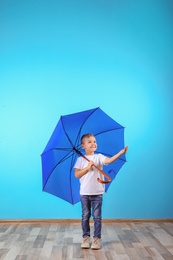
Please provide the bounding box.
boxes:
[41,107,127,205]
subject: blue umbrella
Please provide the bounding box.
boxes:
[41,107,127,205]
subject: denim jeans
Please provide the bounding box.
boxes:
[80,194,103,238]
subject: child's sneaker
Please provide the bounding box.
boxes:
[81,236,90,249]
[91,237,101,250]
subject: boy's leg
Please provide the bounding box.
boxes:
[80,195,91,238]
[91,195,102,249]
[91,195,103,238]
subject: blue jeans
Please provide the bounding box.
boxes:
[80,195,103,239]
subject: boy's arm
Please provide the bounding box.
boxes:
[74,160,94,178]
[105,146,128,165]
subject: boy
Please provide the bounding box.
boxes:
[74,133,128,250]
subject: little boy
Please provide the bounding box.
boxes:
[74,133,128,250]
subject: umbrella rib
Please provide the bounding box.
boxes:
[74,107,99,147]
[60,107,100,149]
[75,107,124,146]
[94,127,124,137]
[60,116,74,148]
[41,147,72,155]
[42,151,74,191]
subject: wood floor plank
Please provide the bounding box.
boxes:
[0,249,9,260]
[15,256,27,260]
[132,242,151,259]
[39,243,51,259]
[2,245,22,260]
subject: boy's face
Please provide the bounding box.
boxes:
[81,136,97,155]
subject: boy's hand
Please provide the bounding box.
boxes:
[123,146,128,154]
[74,160,95,178]
[88,160,94,170]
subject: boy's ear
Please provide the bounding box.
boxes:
[81,143,84,149]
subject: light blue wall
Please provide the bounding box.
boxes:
[0,0,173,219]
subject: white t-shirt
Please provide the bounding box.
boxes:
[74,153,107,195]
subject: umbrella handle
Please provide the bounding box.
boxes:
[82,155,112,184]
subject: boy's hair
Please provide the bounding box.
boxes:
[81,133,95,144]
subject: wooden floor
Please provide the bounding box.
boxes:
[0,221,173,260]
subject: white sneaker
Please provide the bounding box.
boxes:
[91,237,101,250]
[81,236,90,249]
